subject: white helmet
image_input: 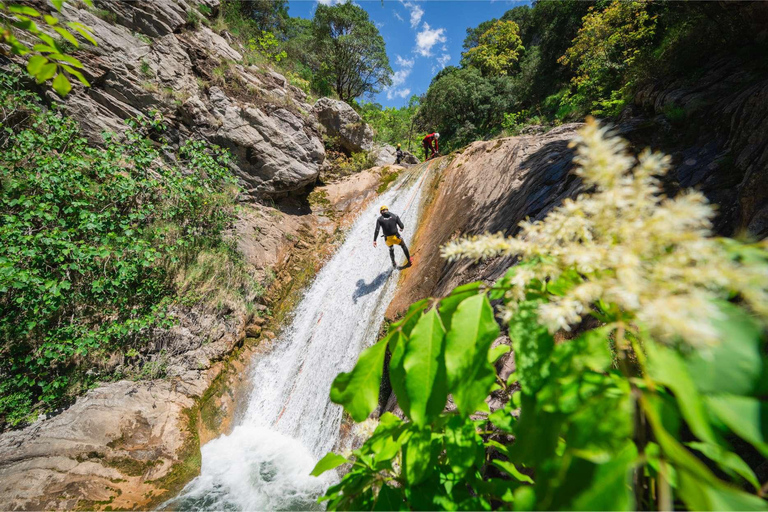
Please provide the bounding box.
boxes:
[434,133,440,139]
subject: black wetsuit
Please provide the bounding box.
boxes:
[396,149,404,164]
[374,212,411,267]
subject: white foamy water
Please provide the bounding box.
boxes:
[165,169,427,511]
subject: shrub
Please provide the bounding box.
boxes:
[314,120,768,510]
[0,72,242,426]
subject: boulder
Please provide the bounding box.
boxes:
[208,87,324,195]
[371,144,396,166]
[313,98,374,153]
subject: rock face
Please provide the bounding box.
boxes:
[370,144,419,167]
[313,97,374,153]
[626,54,768,238]
[0,379,206,510]
[386,124,584,317]
[44,0,324,196]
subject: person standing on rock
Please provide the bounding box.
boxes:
[396,144,404,165]
[422,132,439,161]
[373,205,412,269]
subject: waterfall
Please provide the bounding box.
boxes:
[166,168,428,511]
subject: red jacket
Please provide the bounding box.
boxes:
[422,133,439,152]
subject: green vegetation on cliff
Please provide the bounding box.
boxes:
[413,1,767,152]
[0,72,250,426]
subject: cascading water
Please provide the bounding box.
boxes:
[165,168,428,511]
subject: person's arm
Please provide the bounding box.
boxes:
[373,219,381,246]
[396,215,404,230]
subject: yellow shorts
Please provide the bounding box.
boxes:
[385,235,402,247]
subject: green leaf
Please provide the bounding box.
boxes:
[567,442,637,511]
[438,281,483,331]
[400,308,447,426]
[706,395,768,457]
[330,336,388,422]
[677,470,768,511]
[687,442,759,491]
[646,340,718,445]
[26,55,48,75]
[444,416,484,478]
[8,5,41,16]
[50,0,64,11]
[445,294,499,415]
[508,298,553,394]
[61,65,90,86]
[685,302,768,396]
[491,459,534,484]
[374,484,405,511]
[53,27,79,48]
[66,22,98,46]
[35,63,57,84]
[48,53,83,68]
[389,330,411,418]
[488,344,511,363]
[641,393,764,511]
[310,452,348,477]
[402,426,433,485]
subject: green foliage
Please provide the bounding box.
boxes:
[312,3,392,102]
[358,96,420,150]
[0,0,97,96]
[231,0,288,35]
[317,268,768,510]
[559,0,658,116]
[417,66,515,150]
[463,20,524,77]
[248,31,287,63]
[0,72,241,426]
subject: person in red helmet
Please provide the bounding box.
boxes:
[422,132,439,161]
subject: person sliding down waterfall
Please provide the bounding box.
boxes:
[373,205,412,269]
[422,132,439,161]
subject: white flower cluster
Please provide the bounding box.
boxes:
[353,417,379,439]
[441,119,768,346]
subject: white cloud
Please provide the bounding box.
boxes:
[433,53,451,72]
[400,1,424,29]
[386,54,415,100]
[396,55,415,68]
[317,0,347,5]
[415,23,447,57]
[393,11,404,22]
[388,88,411,100]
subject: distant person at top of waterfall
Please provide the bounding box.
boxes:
[373,205,412,269]
[422,132,439,161]
[396,144,404,165]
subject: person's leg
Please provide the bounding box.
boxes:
[423,143,429,161]
[399,241,411,264]
[388,246,396,267]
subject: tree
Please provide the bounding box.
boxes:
[417,66,515,149]
[463,20,525,76]
[0,1,96,96]
[312,3,392,102]
[235,0,288,35]
[559,0,658,114]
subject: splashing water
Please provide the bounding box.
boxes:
[166,169,428,510]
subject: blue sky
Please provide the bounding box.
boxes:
[287,0,529,108]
